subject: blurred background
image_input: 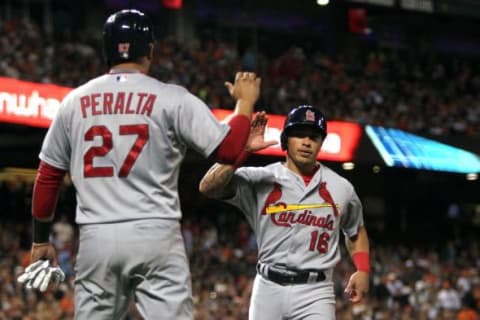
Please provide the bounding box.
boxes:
[0,0,479,319]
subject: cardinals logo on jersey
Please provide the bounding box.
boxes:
[261,182,340,217]
[260,183,339,230]
[265,203,339,215]
[319,182,339,217]
[261,183,282,215]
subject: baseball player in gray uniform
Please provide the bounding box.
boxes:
[18,9,261,320]
[199,106,370,319]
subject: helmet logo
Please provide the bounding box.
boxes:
[305,110,315,122]
[118,43,130,58]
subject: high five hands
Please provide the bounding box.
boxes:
[245,111,277,153]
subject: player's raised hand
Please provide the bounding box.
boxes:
[225,72,261,105]
[344,271,369,304]
[245,111,277,152]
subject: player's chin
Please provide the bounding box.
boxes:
[295,154,316,164]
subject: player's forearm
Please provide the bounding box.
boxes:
[214,114,250,164]
[346,226,370,273]
[345,225,369,254]
[199,163,236,199]
[32,161,66,219]
[232,98,255,119]
[32,161,66,242]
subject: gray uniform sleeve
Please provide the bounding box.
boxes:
[340,185,364,238]
[223,169,259,226]
[174,92,230,157]
[39,94,72,170]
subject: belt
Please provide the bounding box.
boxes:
[256,262,326,285]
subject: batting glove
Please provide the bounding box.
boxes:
[17,260,66,292]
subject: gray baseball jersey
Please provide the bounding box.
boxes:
[39,72,229,224]
[224,162,364,319]
[226,162,363,270]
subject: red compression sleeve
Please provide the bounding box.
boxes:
[213,114,250,164]
[352,252,370,273]
[233,150,251,169]
[32,161,66,220]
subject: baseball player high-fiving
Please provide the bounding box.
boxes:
[19,9,261,320]
[199,106,370,320]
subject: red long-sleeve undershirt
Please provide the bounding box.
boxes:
[32,161,66,220]
[213,114,250,164]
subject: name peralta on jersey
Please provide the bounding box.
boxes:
[226,162,364,270]
[40,72,229,224]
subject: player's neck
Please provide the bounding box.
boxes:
[109,62,149,74]
[285,158,319,177]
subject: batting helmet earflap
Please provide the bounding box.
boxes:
[103,9,154,68]
[280,105,327,150]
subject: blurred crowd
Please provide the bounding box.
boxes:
[1,181,479,320]
[1,18,480,136]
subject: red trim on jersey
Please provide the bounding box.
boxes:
[319,182,339,217]
[213,115,250,164]
[32,161,66,220]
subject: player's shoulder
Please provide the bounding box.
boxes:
[70,74,191,105]
[64,74,109,100]
[237,162,280,174]
[321,164,354,189]
[141,75,189,96]
[236,162,282,183]
[81,73,110,88]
